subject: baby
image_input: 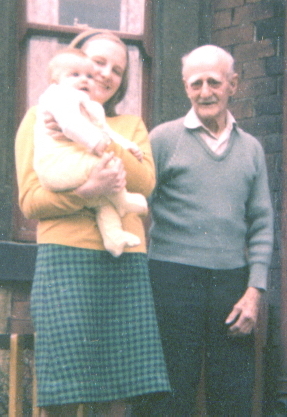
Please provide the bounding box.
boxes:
[34,48,147,256]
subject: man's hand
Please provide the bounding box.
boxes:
[225,287,263,336]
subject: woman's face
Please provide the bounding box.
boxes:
[83,38,127,105]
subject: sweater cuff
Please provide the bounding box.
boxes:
[248,263,269,290]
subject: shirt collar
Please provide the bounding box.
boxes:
[184,107,237,137]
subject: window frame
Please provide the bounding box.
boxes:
[13,0,154,242]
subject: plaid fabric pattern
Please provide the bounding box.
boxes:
[31,244,170,407]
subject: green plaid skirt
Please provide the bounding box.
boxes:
[31,244,170,407]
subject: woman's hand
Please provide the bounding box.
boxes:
[75,152,126,199]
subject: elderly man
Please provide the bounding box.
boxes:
[134,45,274,416]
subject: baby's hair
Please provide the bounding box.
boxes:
[48,48,92,83]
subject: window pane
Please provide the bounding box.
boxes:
[27,0,145,34]
[26,36,142,115]
[60,0,121,29]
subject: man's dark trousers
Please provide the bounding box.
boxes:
[133,260,255,417]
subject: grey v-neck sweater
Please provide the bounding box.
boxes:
[148,117,274,290]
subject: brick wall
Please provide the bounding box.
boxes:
[9,284,34,335]
[0,282,33,335]
[211,0,285,412]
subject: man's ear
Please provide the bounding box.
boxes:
[183,78,189,96]
[229,73,238,96]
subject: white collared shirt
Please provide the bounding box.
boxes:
[184,107,237,155]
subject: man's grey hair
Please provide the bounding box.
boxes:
[182,45,235,80]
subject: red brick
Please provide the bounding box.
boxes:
[240,114,281,136]
[213,10,232,29]
[233,3,274,26]
[10,319,34,335]
[265,153,282,186]
[12,283,32,301]
[235,76,276,99]
[243,59,266,79]
[233,39,275,62]
[234,62,244,79]
[263,134,283,154]
[213,0,244,11]
[11,300,31,320]
[213,24,254,46]
[229,98,254,119]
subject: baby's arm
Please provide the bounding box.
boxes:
[40,85,106,152]
[84,98,144,161]
[104,124,143,161]
[126,144,143,162]
[42,102,110,158]
[91,131,111,157]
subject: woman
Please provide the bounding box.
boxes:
[15,29,170,417]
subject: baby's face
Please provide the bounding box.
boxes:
[58,57,96,98]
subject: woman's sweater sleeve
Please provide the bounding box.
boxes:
[107,116,155,198]
[15,107,91,220]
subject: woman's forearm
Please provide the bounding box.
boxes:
[108,118,155,197]
[16,108,88,219]
[75,153,126,199]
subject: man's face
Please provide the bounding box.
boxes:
[183,58,238,131]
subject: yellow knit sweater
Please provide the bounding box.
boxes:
[15,107,155,253]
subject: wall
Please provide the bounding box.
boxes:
[151,0,212,127]
[0,0,18,241]
[0,0,35,353]
[0,0,25,342]
[210,0,284,413]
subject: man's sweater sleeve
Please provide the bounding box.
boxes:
[246,143,274,290]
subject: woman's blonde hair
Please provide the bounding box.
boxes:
[70,29,129,116]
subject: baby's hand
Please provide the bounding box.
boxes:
[128,145,143,162]
[92,132,111,157]
[43,112,66,140]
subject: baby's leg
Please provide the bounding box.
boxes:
[34,140,100,191]
[108,188,148,218]
[96,204,141,257]
[104,158,147,217]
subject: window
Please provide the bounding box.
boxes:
[13,0,153,242]
[27,0,145,34]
